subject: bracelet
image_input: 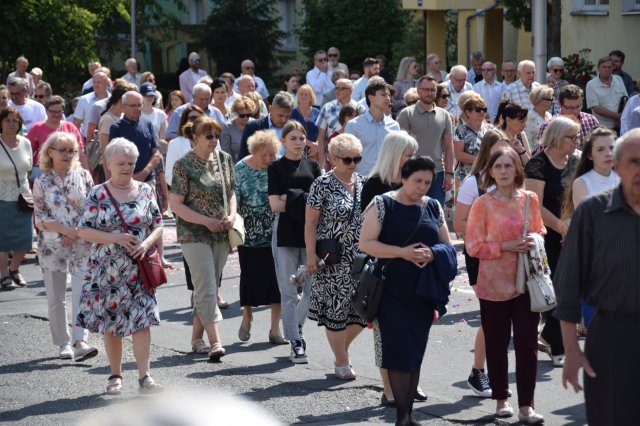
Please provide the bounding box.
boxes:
[516,150,526,155]
[445,171,454,177]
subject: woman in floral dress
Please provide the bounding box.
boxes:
[77,138,164,395]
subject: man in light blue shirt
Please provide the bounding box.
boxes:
[473,61,506,122]
[166,83,225,140]
[352,58,380,102]
[447,65,473,117]
[233,59,270,100]
[345,79,399,175]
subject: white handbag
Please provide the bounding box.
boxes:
[215,150,245,248]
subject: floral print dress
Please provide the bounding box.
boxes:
[76,183,163,337]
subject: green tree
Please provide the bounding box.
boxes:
[391,13,426,75]
[299,0,409,73]
[503,0,561,56]
[198,0,286,80]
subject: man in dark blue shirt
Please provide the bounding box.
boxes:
[108,90,161,182]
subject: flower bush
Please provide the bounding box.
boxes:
[562,49,595,89]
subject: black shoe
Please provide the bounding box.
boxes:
[467,367,492,397]
[414,389,428,401]
[381,393,396,407]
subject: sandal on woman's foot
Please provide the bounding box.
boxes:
[191,338,210,354]
[208,343,225,362]
[334,363,356,380]
[8,270,27,287]
[238,317,252,342]
[138,374,163,393]
[1,276,16,291]
[106,375,123,395]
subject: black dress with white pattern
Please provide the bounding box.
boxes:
[306,172,368,331]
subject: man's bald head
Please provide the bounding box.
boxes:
[237,75,256,95]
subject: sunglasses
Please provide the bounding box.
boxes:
[335,87,351,91]
[471,106,488,113]
[541,97,553,101]
[552,68,563,73]
[238,113,252,118]
[190,59,200,63]
[439,94,450,99]
[338,156,362,165]
[204,134,218,140]
[328,54,338,58]
[317,58,328,62]
[35,94,47,99]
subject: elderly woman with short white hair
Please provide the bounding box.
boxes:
[33,132,97,361]
[77,137,164,395]
[305,133,367,380]
[525,85,554,152]
[546,57,568,115]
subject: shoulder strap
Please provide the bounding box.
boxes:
[102,184,129,234]
[522,192,530,238]
[0,138,21,189]
[215,150,229,215]
[338,175,359,243]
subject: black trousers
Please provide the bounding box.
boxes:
[584,312,640,426]
[541,234,564,355]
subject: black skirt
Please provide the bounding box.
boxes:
[238,246,281,307]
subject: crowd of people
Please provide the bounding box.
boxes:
[1,46,639,426]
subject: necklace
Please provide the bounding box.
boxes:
[284,156,303,172]
[333,172,354,186]
[110,180,133,190]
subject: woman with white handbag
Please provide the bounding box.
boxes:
[466,147,547,424]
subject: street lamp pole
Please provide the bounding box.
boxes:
[131,0,136,58]
[532,0,547,83]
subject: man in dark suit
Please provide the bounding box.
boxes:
[238,91,294,159]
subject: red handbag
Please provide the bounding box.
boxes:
[103,184,167,294]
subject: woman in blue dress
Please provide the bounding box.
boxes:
[360,156,455,426]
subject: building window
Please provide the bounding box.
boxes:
[188,0,205,25]
[571,0,609,15]
[279,0,296,52]
[622,0,640,13]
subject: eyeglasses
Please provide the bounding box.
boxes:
[335,86,351,91]
[35,94,47,99]
[190,59,200,63]
[471,106,488,113]
[328,54,338,58]
[124,103,142,109]
[237,113,252,118]
[316,58,328,62]
[50,148,78,156]
[565,134,580,142]
[204,134,218,140]
[481,68,496,72]
[337,156,362,165]
[439,94,450,99]
[47,109,64,115]
[552,68,563,73]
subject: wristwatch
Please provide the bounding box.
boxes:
[445,171,454,177]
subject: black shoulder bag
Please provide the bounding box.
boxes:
[315,176,359,265]
[0,138,33,212]
[350,196,429,322]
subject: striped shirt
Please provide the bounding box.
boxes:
[553,186,640,323]
[536,111,600,150]
[502,80,540,110]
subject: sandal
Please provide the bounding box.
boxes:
[1,276,16,291]
[9,270,27,287]
[138,374,163,393]
[191,338,210,354]
[334,363,356,380]
[208,342,225,362]
[106,374,123,395]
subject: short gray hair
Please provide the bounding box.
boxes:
[450,65,468,77]
[272,91,294,110]
[105,138,139,163]
[518,60,535,71]
[7,77,28,91]
[192,83,212,96]
[328,133,362,158]
[614,128,640,162]
[125,58,137,67]
[547,57,564,70]
[370,131,419,185]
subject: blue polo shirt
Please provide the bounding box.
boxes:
[109,116,160,182]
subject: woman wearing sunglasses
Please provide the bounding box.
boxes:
[495,100,532,166]
[220,97,256,164]
[305,133,366,380]
[453,94,493,183]
[170,116,237,362]
[435,83,450,110]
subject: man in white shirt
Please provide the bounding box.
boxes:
[352,58,380,102]
[305,50,334,107]
[234,60,270,100]
[121,58,141,88]
[73,71,110,140]
[7,77,45,131]
[502,60,540,110]
[327,47,349,76]
[179,52,210,102]
[501,60,517,85]
[586,56,629,130]
[473,61,506,122]
[6,56,35,96]
[81,61,102,94]
[446,65,473,116]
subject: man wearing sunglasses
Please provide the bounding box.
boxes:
[473,61,505,122]
[306,50,334,107]
[327,47,349,76]
[234,59,270,101]
[179,52,210,103]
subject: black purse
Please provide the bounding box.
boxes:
[315,176,359,266]
[0,137,33,212]
[350,197,429,322]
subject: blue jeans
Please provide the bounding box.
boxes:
[427,171,445,207]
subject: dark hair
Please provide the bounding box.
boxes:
[483,148,524,189]
[101,84,134,117]
[609,50,625,61]
[494,100,528,128]
[282,73,297,90]
[435,82,448,100]
[178,105,205,137]
[558,84,584,105]
[400,155,436,180]
[44,95,65,110]
[182,116,222,141]
[418,75,437,86]
[561,126,616,218]
[211,78,228,93]
[365,80,390,107]
[338,104,358,126]
[0,108,23,133]
[362,57,379,69]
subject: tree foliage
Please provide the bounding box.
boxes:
[299,0,409,72]
[503,0,561,56]
[198,0,286,80]
[391,13,426,74]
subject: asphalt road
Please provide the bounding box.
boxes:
[0,220,587,425]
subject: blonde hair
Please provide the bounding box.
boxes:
[541,116,580,150]
[296,84,317,107]
[369,131,418,184]
[328,133,362,158]
[248,130,280,155]
[39,132,80,172]
[529,85,554,106]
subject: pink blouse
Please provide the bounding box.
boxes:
[465,189,546,301]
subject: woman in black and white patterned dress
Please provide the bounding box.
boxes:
[305,133,367,380]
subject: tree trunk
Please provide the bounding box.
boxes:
[548,0,562,57]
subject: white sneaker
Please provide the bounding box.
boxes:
[59,344,74,359]
[74,344,98,362]
[551,354,565,367]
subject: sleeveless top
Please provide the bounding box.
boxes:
[578,169,620,196]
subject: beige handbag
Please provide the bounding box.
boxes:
[215,150,245,247]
